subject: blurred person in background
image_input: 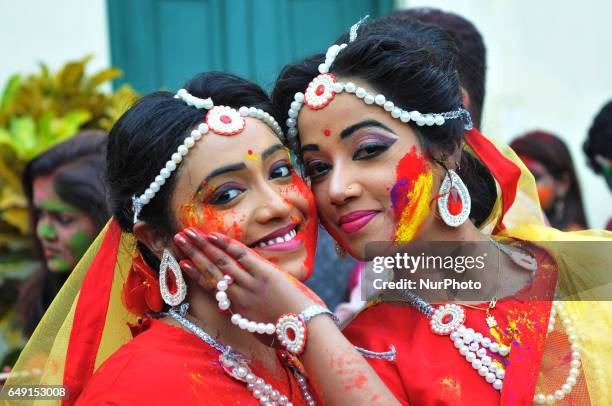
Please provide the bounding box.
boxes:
[18,131,110,337]
[511,131,588,231]
[583,100,612,230]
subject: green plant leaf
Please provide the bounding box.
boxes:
[50,109,92,144]
[0,75,21,110]
[88,68,122,89]
[8,116,37,160]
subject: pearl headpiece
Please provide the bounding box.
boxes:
[131,89,284,224]
[285,16,472,148]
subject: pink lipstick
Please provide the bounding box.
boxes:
[338,210,379,234]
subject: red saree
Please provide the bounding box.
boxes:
[76,319,310,405]
[343,243,558,405]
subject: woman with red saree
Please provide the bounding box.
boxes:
[179,17,611,406]
[1,71,397,405]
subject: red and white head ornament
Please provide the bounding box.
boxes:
[131,89,284,223]
[284,16,472,148]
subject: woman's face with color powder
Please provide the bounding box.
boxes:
[170,117,318,281]
[33,174,97,273]
[297,78,444,261]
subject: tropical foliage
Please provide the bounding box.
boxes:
[0,56,138,279]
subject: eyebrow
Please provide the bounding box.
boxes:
[194,162,246,196]
[301,144,319,152]
[301,119,395,152]
[261,144,285,161]
[195,144,286,195]
[340,119,395,139]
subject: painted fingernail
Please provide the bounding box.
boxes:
[174,234,188,246]
[207,233,219,242]
[184,228,198,240]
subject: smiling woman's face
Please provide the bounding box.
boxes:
[170,118,318,281]
[297,78,445,260]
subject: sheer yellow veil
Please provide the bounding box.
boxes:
[467,130,611,404]
[1,220,139,405]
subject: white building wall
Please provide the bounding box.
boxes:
[398,0,612,229]
[0,0,110,90]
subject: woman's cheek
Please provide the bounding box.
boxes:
[179,202,246,241]
[390,147,433,242]
[281,173,319,276]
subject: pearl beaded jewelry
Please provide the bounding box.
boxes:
[533,301,581,405]
[131,89,285,223]
[283,19,472,150]
[169,304,316,405]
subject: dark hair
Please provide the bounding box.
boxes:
[511,131,588,229]
[584,100,612,174]
[391,8,486,129]
[272,17,496,226]
[19,130,110,336]
[106,72,274,268]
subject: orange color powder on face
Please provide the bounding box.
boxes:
[390,146,433,242]
[291,172,318,278]
[178,190,245,242]
[536,185,554,211]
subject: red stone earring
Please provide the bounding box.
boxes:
[437,169,471,227]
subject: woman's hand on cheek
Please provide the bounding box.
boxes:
[174,227,323,324]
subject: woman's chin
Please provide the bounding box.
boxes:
[260,249,311,281]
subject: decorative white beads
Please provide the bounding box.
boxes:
[215,274,277,336]
[533,302,581,404]
[238,106,284,139]
[219,340,309,405]
[231,313,276,335]
[304,73,336,110]
[215,275,233,311]
[285,71,468,147]
[430,304,465,335]
[449,324,510,392]
[276,314,307,355]
[284,36,472,146]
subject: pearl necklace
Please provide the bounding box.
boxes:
[403,291,509,391]
[533,301,581,405]
[169,304,316,406]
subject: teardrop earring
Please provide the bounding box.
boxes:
[159,249,187,306]
[437,169,471,227]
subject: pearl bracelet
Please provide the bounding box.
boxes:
[276,305,339,355]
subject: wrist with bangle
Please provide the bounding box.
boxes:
[214,273,339,355]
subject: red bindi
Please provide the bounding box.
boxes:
[248,149,253,155]
[323,128,331,137]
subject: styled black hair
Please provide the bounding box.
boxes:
[106,71,274,266]
[20,130,110,336]
[272,17,495,226]
[584,100,612,174]
[511,131,588,230]
[392,8,486,129]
